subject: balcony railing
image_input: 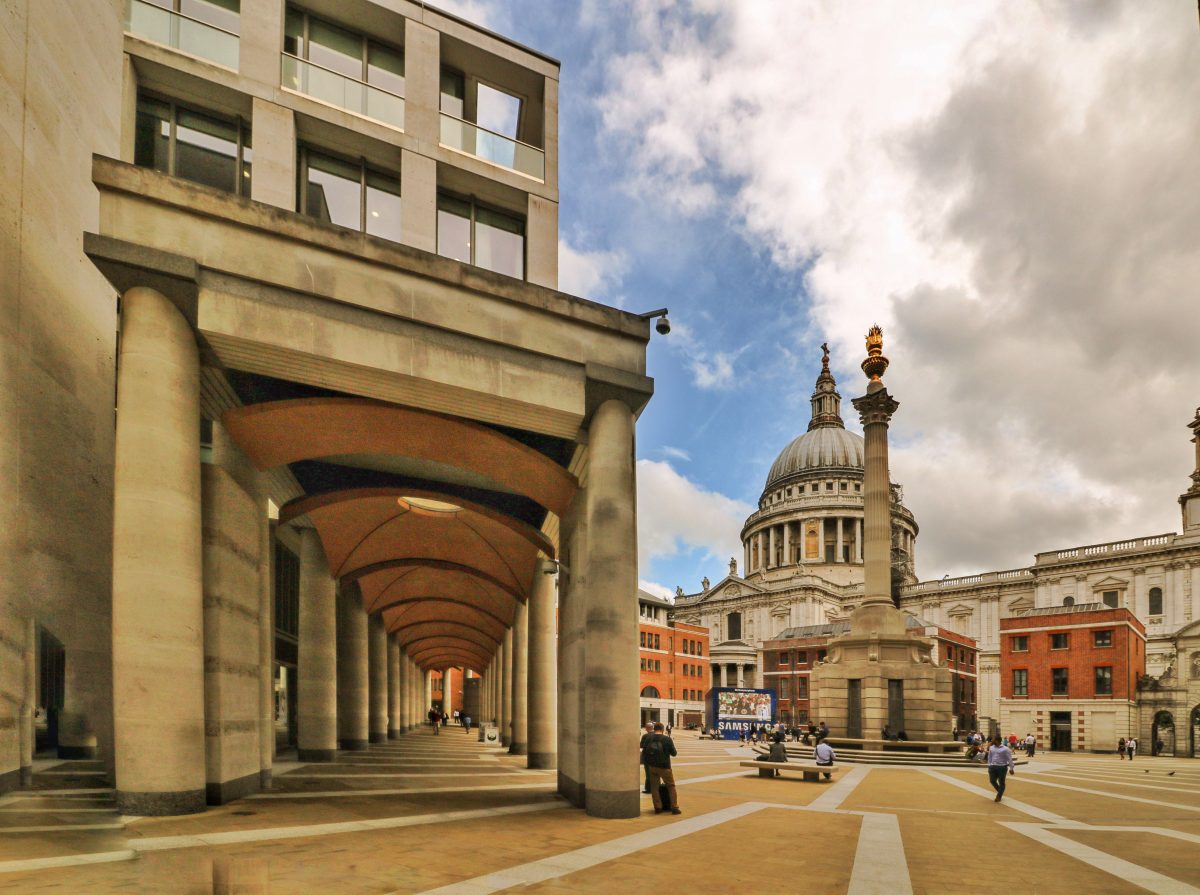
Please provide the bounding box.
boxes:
[439,113,545,181]
[125,0,239,69]
[282,54,405,131]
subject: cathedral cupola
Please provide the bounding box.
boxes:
[808,342,844,430]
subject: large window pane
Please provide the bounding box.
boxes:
[308,18,362,79]
[175,108,238,193]
[475,206,524,279]
[283,7,304,58]
[305,153,360,229]
[368,43,404,95]
[180,0,239,34]
[134,97,171,173]
[365,171,401,242]
[440,69,464,117]
[476,83,520,138]
[436,195,471,263]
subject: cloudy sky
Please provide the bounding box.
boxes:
[443,0,1200,599]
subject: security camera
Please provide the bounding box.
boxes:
[655,316,671,335]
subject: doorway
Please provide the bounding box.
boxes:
[1152,711,1175,756]
[1050,712,1072,752]
[37,626,65,754]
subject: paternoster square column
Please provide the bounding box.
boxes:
[297,527,337,761]
[510,600,529,755]
[111,287,205,816]
[387,634,401,739]
[500,631,513,746]
[527,564,557,768]
[336,591,369,750]
[368,615,388,744]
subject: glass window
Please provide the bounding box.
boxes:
[1052,668,1069,695]
[476,82,521,138]
[436,193,472,264]
[283,6,304,56]
[797,677,808,698]
[1094,666,1113,695]
[1051,633,1069,650]
[653,634,660,650]
[1062,596,1075,607]
[1012,669,1027,696]
[779,679,789,699]
[440,69,465,117]
[779,652,789,666]
[1102,590,1119,608]
[797,651,807,664]
[727,612,742,641]
[134,95,250,196]
[301,149,401,242]
[368,42,405,95]
[181,0,239,32]
[308,17,362,79]
[1093,630,1113,648]
[1148,587,1163,616]
[1010,635,1028,652]
[475,205,525,279]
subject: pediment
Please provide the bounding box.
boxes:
[1091,576,1128,590]
[946,603,974,618]
[1007,596,1033,613]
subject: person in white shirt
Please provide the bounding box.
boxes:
[986,734,1016,802]
[1024,733,1035,757]
[814,740,836,780]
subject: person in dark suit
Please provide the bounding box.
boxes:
[638,721,655,794]
[643,722,681,815]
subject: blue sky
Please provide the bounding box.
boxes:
[443,1,1200,599]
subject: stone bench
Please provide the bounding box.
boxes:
[740,760,845,782]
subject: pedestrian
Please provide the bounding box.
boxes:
[1024,732,1035,757]
[986,734,1016,802]
[817,721,829,743]
[814,738,836,780]
[639,721,655,794]
[463,714,471,732]
[1127,737,1137,760]
[643,722,681,815]
[430,707,440,735]
[1118,737,1126,759]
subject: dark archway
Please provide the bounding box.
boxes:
[1152,711,1174,756]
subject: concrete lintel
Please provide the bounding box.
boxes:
[584,362,655,421]
[83,232,199,325]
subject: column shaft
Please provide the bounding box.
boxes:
[500,634,513,746]
[782,523,790,567]
[258,512,274,789]
[336,592,369,750]
[297,528,337,761]
[388,635,401,738]
[862,420,891,602]
[558,492,587,805]
[111,287,205,816]
[836,517,844,563]
[20,618,35,786]
[582,400,639,818]
[368,615,388,743]
[443,668,454,717]
[527,569,557,768]
[510,601,529,755]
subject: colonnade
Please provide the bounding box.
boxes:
[711,663,757,689]
[744,516,864,572]
[105,287,637,819]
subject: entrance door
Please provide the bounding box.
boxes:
[1050,712,1072,752]
[887,680,905,735]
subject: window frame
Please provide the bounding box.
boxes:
[1051,667,1069,696]
[436,190,527,280]
[1093,629,1113,648]
[297,145,401,240]
[1012,668,1027,697]
[1050,632,1070,651]
[1094,665,1113,696]
[284,6,405,95]
[135,92,252,197]
[1010,635,1029,653]
[1148,587,1163,616]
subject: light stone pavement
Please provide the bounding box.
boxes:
[1,732,1198,893]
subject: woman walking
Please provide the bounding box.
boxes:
[986,734,1016,803]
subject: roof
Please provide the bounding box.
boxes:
[773,612,935,641]
[638,589,673,607]
[764,426,865,490]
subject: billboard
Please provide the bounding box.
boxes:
[710,687,776,740]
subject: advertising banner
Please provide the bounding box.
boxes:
[710,687,776,740]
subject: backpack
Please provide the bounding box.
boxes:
[643,735,668,767]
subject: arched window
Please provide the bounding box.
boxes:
[640,686,660,699]
[1063,596,1075,607]
[1149,587,1163,616]
[727,611,742,641]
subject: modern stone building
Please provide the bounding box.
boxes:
[1,0,655,818]
[675,349,1200,753]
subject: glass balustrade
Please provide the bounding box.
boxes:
[282,54,404,130]
[439,113,545,181]
[125,0,239,69]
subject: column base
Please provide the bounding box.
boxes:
[259,769,273,790]
[297,748,337,762]
[117,788,206,816]
[557,772,585,808]
[509,742,527,755]
[206,771,260,806]
[369,732,388,744]
[387,729,401,740]
[338,739,369,751]
[585,788,640,819]
[19,766,33,787]
[0,768,21,795]
[527,752,557,770]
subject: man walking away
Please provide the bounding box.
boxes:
[1024,733,1035,757]
[986,734,1016,802]
[643,722,681,815]
[639,722,655,794]
[1127,737,1137,761]
[814,739,836,780]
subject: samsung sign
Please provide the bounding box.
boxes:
[710,687,776,740]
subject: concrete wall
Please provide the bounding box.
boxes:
[0,0,124,771]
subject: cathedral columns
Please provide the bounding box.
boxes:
[856,519,864,563]
[782,523,791,567]
[818,518,826,563]
[836,517,844,563]
[768,527,776,569]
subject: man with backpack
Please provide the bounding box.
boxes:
[642,722,681,815]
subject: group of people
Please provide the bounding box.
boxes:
[1117,736,1138,759]
[426,707,474,734]
[753,728,836,779]
[725,720,831,746]
[963,729,1036,759]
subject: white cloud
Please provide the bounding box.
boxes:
[558,239,629,303]
[602,1,1200,575]
[636,459,753,581]
[659,446,691,462]
[430,0,502,31]
[667,318,746,391]
[638,579,677,602]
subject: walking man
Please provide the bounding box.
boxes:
[1024,732,1035,757]
[1127,736,1137,760]
[643,722,681,815]
[987,734,1016,802]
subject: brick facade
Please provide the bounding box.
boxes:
[639,591,710,727]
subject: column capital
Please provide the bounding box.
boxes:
[851,387,899,427]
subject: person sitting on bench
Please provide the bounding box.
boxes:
[814,739,836,780]
[756,731,788,776]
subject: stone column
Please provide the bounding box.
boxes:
[400,653,413,732]
[111,287,205,816]
[836,517,844,563]
[856,519,864,563]
[336,592,369,751]
[297,527,336,762]
[368,615,388,744]
[583,399,639,818]
[782,523,791,568]
[767,526,776,569]
[854,390,899,606]
[527,567,557,768]
[443,668,454,717]
[744,541,750,576]
[510,600,529,755]
[388,635,401,739]
[818,518,826,563]
[423,669,432,721]
[558,492,587,806]
[501,631,513,746]
[258,511,274,789]
[20,618,35,786]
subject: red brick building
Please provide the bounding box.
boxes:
[639,590,710,728]
[1000,603,1145,752]
[762,615,978,731]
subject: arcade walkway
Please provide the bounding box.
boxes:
[3,732,1200,893]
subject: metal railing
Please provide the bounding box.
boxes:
[125,0,239,69]
[282,54,405,131]
[439,112,544,180]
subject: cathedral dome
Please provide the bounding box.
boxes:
[765,427,864,488]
